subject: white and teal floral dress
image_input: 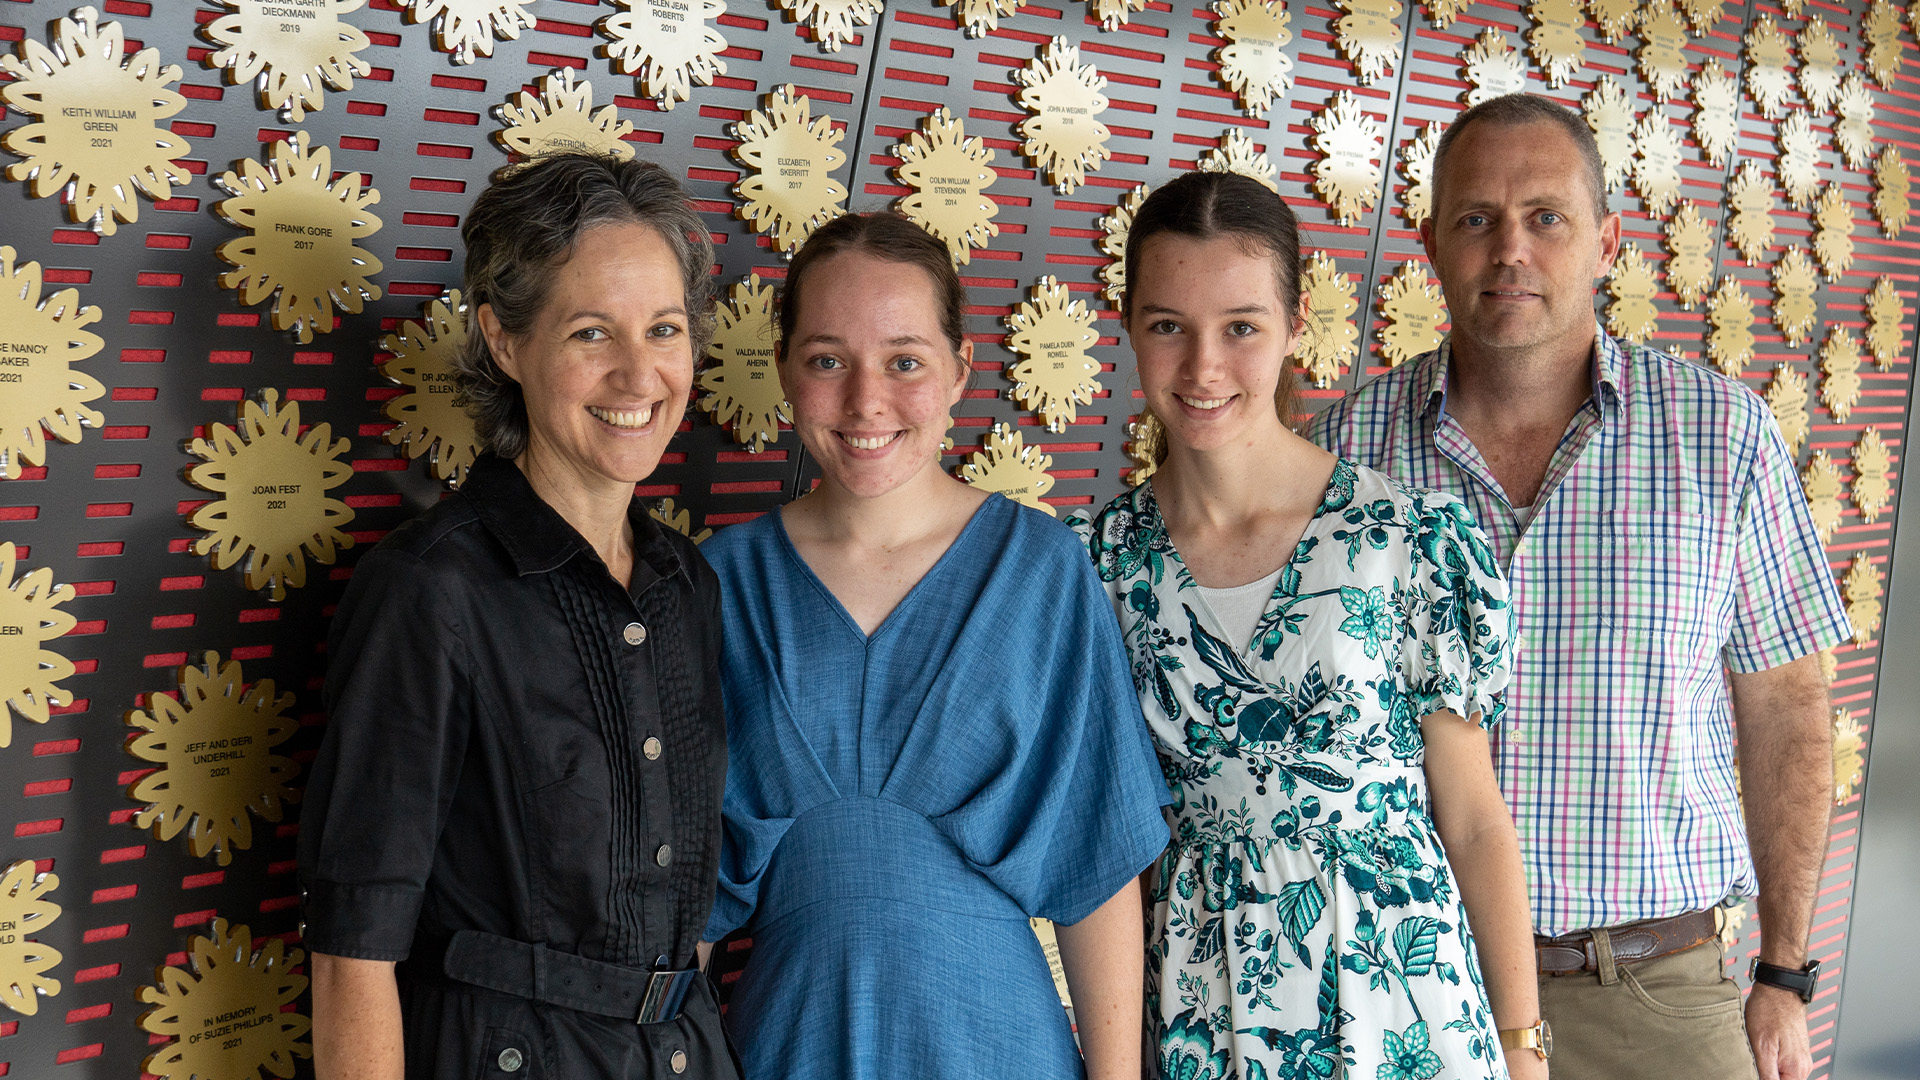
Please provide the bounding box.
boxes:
[1071,460,1516,1080]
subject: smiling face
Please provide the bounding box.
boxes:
[779,250,971,500]
[1421,120,1622,364]
[480,221,694,495]
[1127,233,1304,456]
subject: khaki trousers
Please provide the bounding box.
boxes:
[1538,933,1759,1080]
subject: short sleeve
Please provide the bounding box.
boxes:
[1398,491,1514,729]
[297,548,474,961]
[1723,411,1854,672]
[937,527,1172,926]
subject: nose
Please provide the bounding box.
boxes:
[1490,216,1529,266]
[1182,330,1230,386]
[843,361,886,417]
[607,339,677,399]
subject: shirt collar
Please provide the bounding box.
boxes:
[1422,318,1624,420]
[464,454,686,584]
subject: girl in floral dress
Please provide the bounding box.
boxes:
[1071,172,1548,1080]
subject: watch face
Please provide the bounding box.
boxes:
[1541,1020,1553,1059]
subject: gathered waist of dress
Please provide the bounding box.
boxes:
[754,796,1026,930]
[1163,770,1440,855]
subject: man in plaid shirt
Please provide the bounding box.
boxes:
[1310,95,1851,1080]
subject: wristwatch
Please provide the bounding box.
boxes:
[1498,1019,1552,1060]
[1750,958,1822,1003]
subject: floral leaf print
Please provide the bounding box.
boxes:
[1338,585,1393,658]
[1190,914,1226,964]
[1275,879,1326,964]
[1160,1007,1233,1080]
[1391,915,1443,977]
[1377,1020,1443,1080]
[1185,605,1269,693]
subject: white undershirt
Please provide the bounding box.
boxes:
[1196,565,1287,650]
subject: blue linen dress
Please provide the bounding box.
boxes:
[1071,461,1517,1080]
[702,494,1173,1080]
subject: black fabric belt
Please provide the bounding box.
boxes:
[1534,909,1720,975]
[417,930,701,1024]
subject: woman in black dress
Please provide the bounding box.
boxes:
[299,153,738,1080]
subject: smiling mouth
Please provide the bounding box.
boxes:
[1176,394,1233,410]
[839,431,901,451]
[588,405,654,429]
[1484,288,1538,299]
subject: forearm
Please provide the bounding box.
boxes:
[1445,815,1539,1032]
[1731,655,1833,967]
[311,953,405,1080]
[1055,878,1146,1080]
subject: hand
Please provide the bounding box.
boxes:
[1501,1046,1549,1080]
[1745,982,1812,1080]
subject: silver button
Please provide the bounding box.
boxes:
[643,737,662,760]
[670,1050,688,1074]
[623,622,647,646]
[497,1047,524,1073]
[655,844,672,867]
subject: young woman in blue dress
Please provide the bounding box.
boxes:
[1071,171,1549,1080]
[698,212,1172,1080]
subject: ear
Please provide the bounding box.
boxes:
[1283,290,1311,358]
[1418,218,1437,265]
[948,339,974,407]
[477,304,521,383]
[1594,210,1624,278]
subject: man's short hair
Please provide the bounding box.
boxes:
[1431,93,1608,224]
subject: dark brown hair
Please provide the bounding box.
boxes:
[1123,170,1305,463]
[775,212,968,368]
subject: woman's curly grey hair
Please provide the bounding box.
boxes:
[454,153,716,459]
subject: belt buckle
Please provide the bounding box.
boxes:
[636,969,696,1025]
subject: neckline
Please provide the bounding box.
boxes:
[771,493,1007,645]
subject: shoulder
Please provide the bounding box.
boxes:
[1621,343,1773,428]
[346,493,492,600]
[648,515,721,596]
[1345,462,1494,548]
[696,509,781,574]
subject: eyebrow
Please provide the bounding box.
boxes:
[563,305,687,322]
[791,332,938,348]
[1136,302,1274,316]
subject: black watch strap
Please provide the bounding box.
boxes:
[1749,958,1821,1003]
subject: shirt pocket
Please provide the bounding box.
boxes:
[1597,510,1725,638]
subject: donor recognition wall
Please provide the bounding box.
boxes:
[0,0,1912,1075]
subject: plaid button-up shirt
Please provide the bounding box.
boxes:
[1308,327,1852,935]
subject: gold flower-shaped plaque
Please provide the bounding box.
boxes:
[649,498,714,543]
[126,652,301,866]
[1310,92,1383,226]
[1298,251,1358,388]
[1834,72,1876,172]
[1866,276,1905,371]
[1677,0,1725,35]
[1853,426,1892,522]
[1088,0,1150,31]
[496,68,635,166]
[1802,449,1844,544]
[1529,0,1587,89]
[1843,551,1883,646]
[1777,111,1821,213]
[380,291,480,485]
[1798,15,1844,114]
[1637,0,1689,102]
[1664,203,1715,310]
[602,0,728,110]
[941,0,1023,38]
[1874,146,1910,239]
[0,859,60,1017]
[203,0,371,122]
[1398,121,1441,228]
[1099,184,1148,306]
[732,85,848,254]
[1018,38,1112,195]
[1426,0,1469,28]
[779,0,883,52]
[1378,261,1447,368]
[1780,0,1805,16]
[0,542,76,749]
[1126,413,1163,486]
[187,390,355,601]
[958,423,1056,515]
[1812,187,1855,282]
[1212,0,1295,118]
[214,132,384,344]
[1772,248,1819,347]
[0,247,104,480]
[698,274,787,452]
[896,108,1000,264]
[1331,0,1404,85]
[1746,15,1796,121]
[1818,646,1838,686]
[1727,160,1776,265]
[1606,243,1660,345]
[1833,706,1865,804]
[1765,362,1811,456]
[1463,28,1528,108]
[1007,277,1103,433]
[1863,0,1905,90]
[1820,325,1863,422]
[137,919,310,1080]
[407,0,536,65]
[1693,60,1739,169]
[1588,0,1638,42]
[1199,128,1278,191]
[1633,112,1684,217]
[0,7,192,236]
[1583,76,1635,194]
[1706,276,1756,379]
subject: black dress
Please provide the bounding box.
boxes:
[299,455,738,1079]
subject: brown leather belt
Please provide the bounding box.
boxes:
[1535,909,1719,975]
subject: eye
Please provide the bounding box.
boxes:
[1537,210,1563,225]
[647,322,682,339]
[1227,321,1257,337]
[1149,319,1182,335]
[1462,213,1489,228]
[806,353,842,370]
[892,355,924,372]
[572,326,609,342]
